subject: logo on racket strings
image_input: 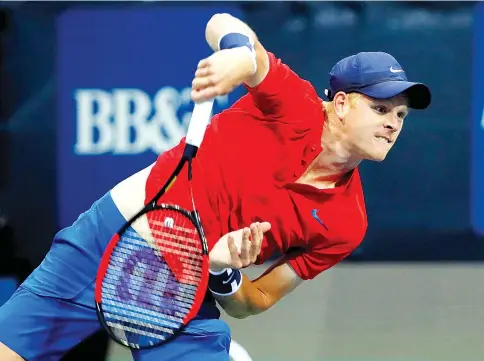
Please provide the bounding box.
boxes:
[164,217,174,228]
[115,247,186,316]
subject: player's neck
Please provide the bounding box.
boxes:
[298,116,362,188]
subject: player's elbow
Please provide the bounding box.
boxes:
[207,13,233,26]
[206,13,229,31]
[205,13,257,52]
[225,294,274,319]
[226,310,251,320]
[225,305,264,319]
[205,13,232,51]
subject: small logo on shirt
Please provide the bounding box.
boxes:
[312,209,328,230]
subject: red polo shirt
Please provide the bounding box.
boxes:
[146,52,367,280]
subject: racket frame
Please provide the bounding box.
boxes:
[95,99,215,349]
[95,201,209,349]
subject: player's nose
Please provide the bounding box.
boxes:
[384,116,401,132]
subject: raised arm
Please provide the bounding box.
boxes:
[191,13,320,122]
[204,13,269,88]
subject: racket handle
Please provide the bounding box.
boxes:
[185,99,215,148]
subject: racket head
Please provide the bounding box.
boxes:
[95,203,210,349]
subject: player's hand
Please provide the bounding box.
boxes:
[191,48,255,103]
[209,221,270,272]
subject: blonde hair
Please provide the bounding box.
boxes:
[323,92,362,115]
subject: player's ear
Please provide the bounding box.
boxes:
[332,91,351,121]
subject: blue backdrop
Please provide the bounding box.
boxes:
[57,5,244,228]
[472,2,484,236]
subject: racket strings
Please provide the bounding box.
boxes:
[147,209,204,283]
[110,233,203,279]
[100,208,205,347]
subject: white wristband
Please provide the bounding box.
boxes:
[239,46,257,75]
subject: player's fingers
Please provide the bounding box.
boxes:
[190,87,216,103]
[191,76,216,90]
[256,222,264,250]
[227,235,243,269]
[259,221,271,233]
[195,67,211,78]
[249,223,262,262]
[197,58,210,69]
[239,227,252,267]
[191,87,219,103]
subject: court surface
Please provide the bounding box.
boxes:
[105,262,484,361]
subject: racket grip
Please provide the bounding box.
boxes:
[185,99,215,148]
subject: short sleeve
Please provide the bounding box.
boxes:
[286,241,360,280]
[245,52,321,123]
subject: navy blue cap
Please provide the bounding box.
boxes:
[325,52,431,110]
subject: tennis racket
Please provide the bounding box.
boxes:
[95,99,214,349]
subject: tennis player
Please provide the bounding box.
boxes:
[0,12,431,361]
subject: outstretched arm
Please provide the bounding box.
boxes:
[215,256,303,319]
[209,222,303,319]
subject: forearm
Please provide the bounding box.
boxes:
[213,274,271,319]
[205,13,269,88]
[211,258,303,319]
[208,227,303,319]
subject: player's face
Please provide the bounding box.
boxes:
[344,94,408,162]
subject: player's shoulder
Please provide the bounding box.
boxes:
[265,51,320,99]
[209,94,264,129]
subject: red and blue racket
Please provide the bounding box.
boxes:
[95,99,214,349]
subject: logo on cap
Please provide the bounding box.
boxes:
[389,66,404,73]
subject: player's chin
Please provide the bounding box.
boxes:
[368,153,387,162]
[363,147,391,162]
[364,139,394,162]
